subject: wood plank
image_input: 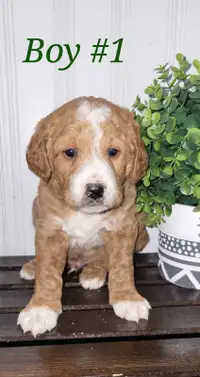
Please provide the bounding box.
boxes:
[0,284,200,313]
[134,252,158,267]
[0,338,200,377]
[0,256,31,270]
[0,266,166,290]
[0,305,200,343]
[0,253,158,270]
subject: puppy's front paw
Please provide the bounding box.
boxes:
[113,299,151,322]
[17,306,59,337]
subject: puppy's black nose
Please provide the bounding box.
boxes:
[86,183,104,200]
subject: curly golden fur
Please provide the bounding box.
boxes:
[18,96,150,337]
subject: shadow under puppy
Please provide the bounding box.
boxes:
[18,96,151,337]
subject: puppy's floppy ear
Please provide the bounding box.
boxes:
[26,115,57,182]
[123,110,148,184]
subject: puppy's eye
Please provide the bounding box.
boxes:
[64,148,77,158]
[107,148,119,157]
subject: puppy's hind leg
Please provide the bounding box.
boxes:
[135,213,149,252]
[79,247,108,290]
[20,258,36,280]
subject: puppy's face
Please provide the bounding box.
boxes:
[26,97,148,214]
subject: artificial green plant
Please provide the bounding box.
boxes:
[133,53,200,227]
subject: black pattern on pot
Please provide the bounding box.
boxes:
[158,231,200,290]
[159,231,200,259]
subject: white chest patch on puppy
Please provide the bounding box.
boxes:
[61,212,105,249]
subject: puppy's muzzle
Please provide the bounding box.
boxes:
[85,183,105,201]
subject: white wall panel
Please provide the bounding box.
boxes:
[0,0,199,255]
[0,0,24,255]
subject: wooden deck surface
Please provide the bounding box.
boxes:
[0,254,200,377]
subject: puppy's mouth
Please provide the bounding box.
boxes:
[80,197,109,214]
[81,206,110,214]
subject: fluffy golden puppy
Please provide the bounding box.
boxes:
[17,96,150,337]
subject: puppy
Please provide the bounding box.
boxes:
[17,96,150,337]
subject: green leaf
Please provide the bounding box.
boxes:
[154,123,165,135]
[145,86,154,95]
[179,195,198,206]
[144,108,152,119]
[155,63,169,72]
[176,53,184,63]
[151,165,160,177]
[155,87,163,100]
[160,147,175,161]
[154,196,164,204]
[143,205,150,213]
[142,118,151,128]
[178,89,188,105]
[166,132,184,144]
[166,117,176,132]
[136,203,143,212]
[154,203,164,215]
[137,103,146,111]
[194,161,200,169]
[153,140,161,151]
[160,166,173,178]
[165,206,172,216]
[193,185,200,199]
[160,111,170,124]
[193,59,200,74]
[171,85,181,97]
[191,104,200,118]
[180,180,193,195]
[189,91,200,100]
[184,81,193,90]
[187,128,200,147]
[149,99,163,111]
[150,153,161,164]
[184,140,198,151]
[163,95,172,109]
[191,174,200,184]
[176,150,187,161]
[163,157,174,162]
[179,59,190,72]
[175,168,190,182]
[143,171,150,187]
[158,71,169,80]
[167,97,178,114]
[142,136,151,146]
[164,192,176,206]
[172,66,180,73]
[147,124,164,139]
[190,74,200,85]
[175,107,187,125]
[151,112,160,124]
[193,204,200,212]
[147,127,158,139]
[156,179,176,192]
[145,169,150,179]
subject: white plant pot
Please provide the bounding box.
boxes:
[158,203,200,290]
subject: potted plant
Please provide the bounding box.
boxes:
[133,53,200,290]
